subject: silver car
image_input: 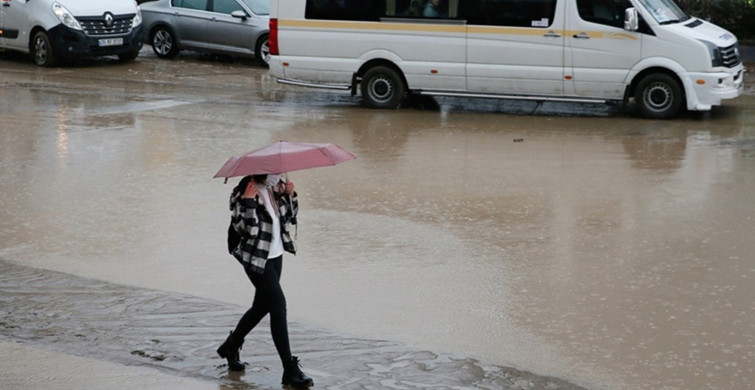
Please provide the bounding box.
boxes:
[140,0,270,66]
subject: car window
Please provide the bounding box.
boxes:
[177,0,209,10]
[240,0,269,15]
[213,0,244,14]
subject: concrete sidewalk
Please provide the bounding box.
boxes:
[0,341,217,390]
[0,259,586,390]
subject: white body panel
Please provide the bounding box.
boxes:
[0,0,140,53]
[268,0,744,113]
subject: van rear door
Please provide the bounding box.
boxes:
[565,0,641,99]
[466,0,566,96]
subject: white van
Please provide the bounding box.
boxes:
[267,0,744,118]
[0,0,143,66]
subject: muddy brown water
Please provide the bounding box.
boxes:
[1,49,754,389]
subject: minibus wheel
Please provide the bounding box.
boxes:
[32,31,57,67]
[361,66,406,109]
[635,73,683,119]
[151,26,180,59]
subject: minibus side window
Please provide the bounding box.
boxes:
[576,0,632,28]
[465,0,557,28]
[306,0,387,21]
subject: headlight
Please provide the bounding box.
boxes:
[52,2,82,31]
[133,6,142,27]
[700,40,722,67]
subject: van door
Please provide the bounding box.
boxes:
[0,0,29,51]
[465,0,565,96]
[565,0,641,99]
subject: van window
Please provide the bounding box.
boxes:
[306,0,387,21]
[213,0,244,14]
[304,0,555,25]
[576,0,631,28]
[465,0,557,28]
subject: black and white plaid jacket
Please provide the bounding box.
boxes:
[229,180,298,274]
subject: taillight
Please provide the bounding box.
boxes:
[269,19,278,56]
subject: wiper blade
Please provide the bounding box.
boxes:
[659,15,691,25]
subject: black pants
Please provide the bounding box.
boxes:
[232,256,292,366]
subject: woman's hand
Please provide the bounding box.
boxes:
[242,181,258,199]
[285,180,295,195]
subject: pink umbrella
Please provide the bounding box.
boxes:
[214,141,356,181]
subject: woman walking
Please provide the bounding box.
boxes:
[217,173,313,389]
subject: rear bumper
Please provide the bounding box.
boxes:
[48,24,144,59]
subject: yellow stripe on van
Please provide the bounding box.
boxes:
[278,19,639,40]
[563,30,640,40]
[467,26,564,36]
[279,19,466,33]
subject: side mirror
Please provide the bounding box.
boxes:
[231,10,248,20]
[624,7,638,31]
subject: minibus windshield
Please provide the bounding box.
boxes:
[634,0,689,24]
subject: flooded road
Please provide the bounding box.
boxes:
[1,49,754,389]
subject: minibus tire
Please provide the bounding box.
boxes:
[32,31,57,67]
[635,73,683,119]
[255,35,270,68]
[361,66,405,109]
[151,27,180,59]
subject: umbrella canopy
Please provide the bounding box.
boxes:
[214,141,356,180]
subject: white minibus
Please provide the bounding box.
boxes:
[267,0,744,118]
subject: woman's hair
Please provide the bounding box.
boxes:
[234,175,253,194]
[252,174,267,184]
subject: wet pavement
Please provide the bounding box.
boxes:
[1,48,755,390]
[0,259,581,389]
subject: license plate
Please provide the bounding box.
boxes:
[98,38,123,47]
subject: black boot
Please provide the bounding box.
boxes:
[282,356,314,388]
[216,331,245,371]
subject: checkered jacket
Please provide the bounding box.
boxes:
[229,180,298,274]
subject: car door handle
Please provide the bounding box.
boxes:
[573,32,591,39]
[543,31,561,38]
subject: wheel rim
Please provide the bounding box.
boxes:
[153,30,173,56]
[368,76,393,104]
[643,82,673,113]
[260,41,270,64]
[34,36,48,65]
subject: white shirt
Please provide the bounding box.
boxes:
[255,183,284,259]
